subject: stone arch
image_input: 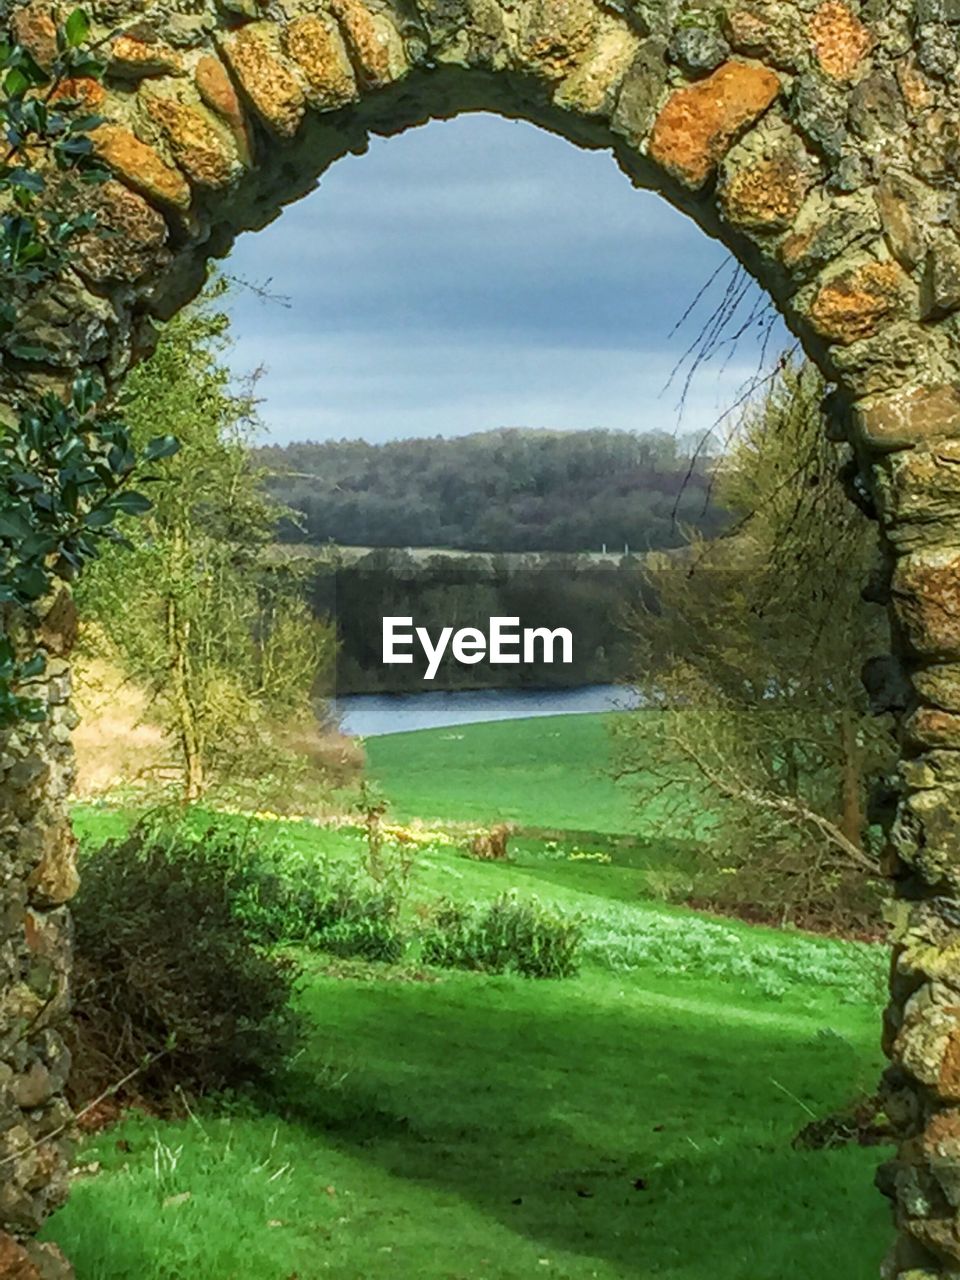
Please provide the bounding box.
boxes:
[3,0,960,1275]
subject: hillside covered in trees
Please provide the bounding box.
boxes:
[258,428,727,552]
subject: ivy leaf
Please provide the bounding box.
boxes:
[3,66,29,98]
[64,10,91,49]
[143,435,180,463]
[112,490,152,516]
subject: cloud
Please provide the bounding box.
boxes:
[223,112,788,446]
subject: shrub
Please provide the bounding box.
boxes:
[231,856,408,960]
[97,811,411,962]
[70,829,302,1106]
[421,892,583,978]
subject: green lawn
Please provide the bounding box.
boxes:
[52,717,894,1277]
[47,956,890,1279]
[365,713,641,833]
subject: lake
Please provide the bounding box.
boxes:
[334,683,638,737]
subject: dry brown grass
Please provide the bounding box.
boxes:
[71,655,364,804]
[72,657,170,797]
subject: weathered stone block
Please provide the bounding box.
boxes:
[720,153,810,230]
[922,233,960,319]
[610,39,668,146]
[808,259,909,345]
[9,6,57,69]
[73,182,168,285]
[220,24,306,139]
[283,15,357,109]
[108,34,183,78]
[876,173,928,270]
[828,321,930,397]
[330,0,409,89]
[808,0,872,81]
[849,74,906,143]
[893,549,960,659]
[91,125,191,210]
[854,385,960,452]
[516,0,597,81]
[143,91,243,189]
[724,1,805,68]
[26,824,78,908]
[555,22,639,116]
[648,60,781,188]
[876,442,960,551]
[667,22,729,77]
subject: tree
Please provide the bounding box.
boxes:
[615,360,894,924]
[77,284,334,801]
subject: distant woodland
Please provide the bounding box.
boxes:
[257,428,727,553]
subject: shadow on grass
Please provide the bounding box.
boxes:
[268,971,891,1279]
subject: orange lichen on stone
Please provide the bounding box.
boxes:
[808,260,905,344]
[721,156,809,229]
[283,15,357,107]
[220,24,306,138]
[10,6,57,69]
[897,54,934,114]
[145,95,240,188]
[808,1,871,81]
[329,0,407,89]
[905,706,960,750]
[50,76,106,111]
[195,55,253,164]
[109,34,182,77]
[92,124,192,209]
[648,61,781,188]
[941,1025,960,1100]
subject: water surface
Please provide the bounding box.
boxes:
[335,683,637,737]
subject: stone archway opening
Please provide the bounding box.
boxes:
[3,0,960,1275]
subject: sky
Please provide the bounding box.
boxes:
[223,112,788,447]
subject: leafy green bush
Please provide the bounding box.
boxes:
[421,892,583,978]
[229,849,408,961]
[78,811,409,964]
[70,830,302,1105]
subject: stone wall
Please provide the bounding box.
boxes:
[0,595,79,1280]
[2,0,960,1272]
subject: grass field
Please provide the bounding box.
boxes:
[364,713,641,833]
[50,716,894,1277]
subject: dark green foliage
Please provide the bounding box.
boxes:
[77,811,410,965]
[70,828,302,1104]
[421,892,583,978]
[232,858,407,962]
[259,428,728,554]
[0,12,178,725]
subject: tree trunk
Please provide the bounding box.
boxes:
[838,710,865,853]
[166,594,204,803]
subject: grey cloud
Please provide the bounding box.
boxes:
[224,113,787,444]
